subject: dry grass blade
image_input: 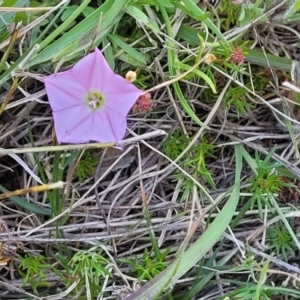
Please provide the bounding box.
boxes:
[0,181,64,200]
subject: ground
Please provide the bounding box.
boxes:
[1,0,300,299]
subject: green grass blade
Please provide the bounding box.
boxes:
[108,34,148,66]
[171,0,227,44]
[124,4,160,32]
[156,0,173,6]
[178,62,217,93]
[160,6,209,128]
[245,48,298,71]
[25,0,126,68]
[0,1,68,85]
[37,0,91,52]
[180,245,235,300]
[254,257,271,300]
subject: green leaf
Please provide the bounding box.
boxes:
[102,37,115,69]
[14,12,49,26]
[0,0,29,29]
[0,185,50,216]
[156,0,173,7]
[170,0,210,22]
[61,5,79,22]
[108,34,147,66]
[160,6,208,128]
[125,5,149,23]
[82,6,96,18]
[178,62,217,93]
[171,0,227,44]
[125,5,160,32]
[286,13,300,22]
[117,52,146,67]
[0,31,10,44]
[254,257,271,300]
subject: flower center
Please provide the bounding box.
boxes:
[85,91,104,110]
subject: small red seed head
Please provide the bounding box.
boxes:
[230,47,245,65]
[132,93,152,113]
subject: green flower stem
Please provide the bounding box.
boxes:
[160,6,207,128]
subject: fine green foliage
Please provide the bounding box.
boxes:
[67,248,111,297]
[267,222,295,261]
[162,129,189,160]
[223,85,254,118]
[120,248,170,281]
[69,250,109,280]
[75,150,99,182]
[238,0,267,27]
[162,131,216,193]
[247,150,293,217]
[18,254,52,294]
[219,0,241,30]
[121,193,170,281]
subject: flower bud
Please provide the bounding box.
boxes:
[125,71,137,82]
[203,54,216,64]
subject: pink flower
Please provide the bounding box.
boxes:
[44,49,143,144]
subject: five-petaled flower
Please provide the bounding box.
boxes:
[44,48,143,144]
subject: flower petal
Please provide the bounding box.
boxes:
[72,48,114,91]
[90,108,128,142]
[44,70,86,111]
[53,105,93,143]
[53,106,128,143]
[103,74,143,116]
